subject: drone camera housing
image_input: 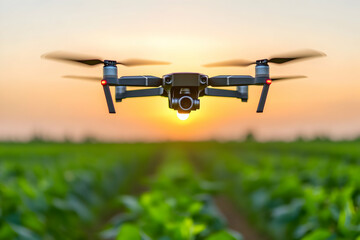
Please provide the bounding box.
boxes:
[165,73,207,87]
[163,73,207,113]
[170,96,200,113]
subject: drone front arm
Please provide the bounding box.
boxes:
[118,76,162,87]
[116,87,164,102]
[209,75,255,86]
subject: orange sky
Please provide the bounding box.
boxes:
[0,0,360,141]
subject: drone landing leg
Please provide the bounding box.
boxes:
[102,84,116,113]
[257,84,270,113]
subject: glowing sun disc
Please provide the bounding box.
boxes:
[177,112,189,121]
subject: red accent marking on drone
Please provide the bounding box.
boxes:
[266,79,272,85]
[101,80,107,86]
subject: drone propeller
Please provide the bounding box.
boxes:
[203,59,254,67]
[256,75,307,113]
[63,75,101,81]
[204,49,325,67]
[271,75,307,81]
[43,51,171,67]
[62,75,115,113]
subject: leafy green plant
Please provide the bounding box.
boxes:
[0,143,153,240]
[2,141,359,240]
[102,150,242,240]
[198,142,360,240]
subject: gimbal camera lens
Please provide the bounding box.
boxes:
[179,96,193,111]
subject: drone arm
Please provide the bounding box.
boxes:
[204,88,244,98]
[116,88,164,102]
[105,78,119,86]
[118,76,162,87]
[209,75,255,86]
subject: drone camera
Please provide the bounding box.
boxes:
[179,96,193,111]
[171,96,199,112]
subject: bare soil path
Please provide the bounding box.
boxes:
[87,150,164,240]
[215,195,269,240]
[188,149,269,240]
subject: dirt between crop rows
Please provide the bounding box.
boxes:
[86,151,164,240]
[90,150,269,240]
[215,195,269,240]
[188,150,269,240]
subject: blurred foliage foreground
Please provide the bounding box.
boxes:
[195,141,360,240]
[0,143,154,239]
[0,140,360,240]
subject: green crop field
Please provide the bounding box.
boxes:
[0,141,359,240]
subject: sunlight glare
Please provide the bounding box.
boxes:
[177,112,189,121]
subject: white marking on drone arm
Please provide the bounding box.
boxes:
[227,76,233,86]
[142,76,149,86]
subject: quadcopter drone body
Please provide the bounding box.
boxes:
[43,50,325,116]
[102,67,270,114]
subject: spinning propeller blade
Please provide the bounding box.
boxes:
[204,49,325,67]
[43,52,104,66]
[268,49,325,64]
[63,75,101,81]
[62,75,115,113]
[118,59,170,66]
[43,51,171,67]
[203,59,255,67]
[257,75,306,113]
[271,75,307,81]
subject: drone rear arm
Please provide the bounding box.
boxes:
[204,88,243,98]
[116,88,164,102]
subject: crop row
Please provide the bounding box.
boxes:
[197,143,360,240]
[2,141,358,240]
[102,149,242,240]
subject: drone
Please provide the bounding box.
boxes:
[43,50,325,119]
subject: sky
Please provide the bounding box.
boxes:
[0,0,359,142]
